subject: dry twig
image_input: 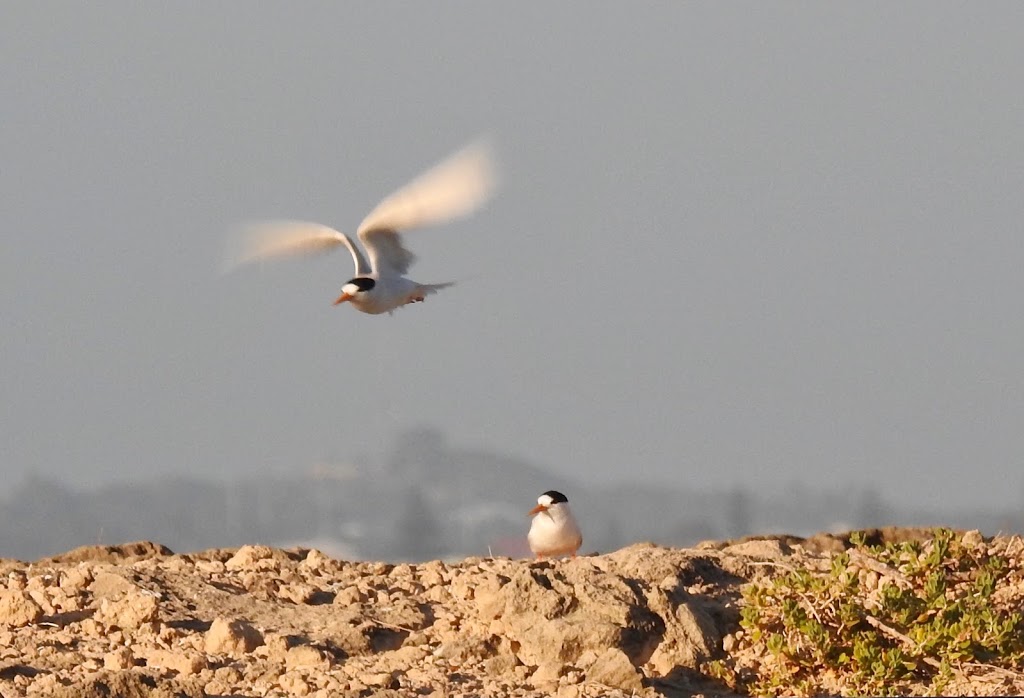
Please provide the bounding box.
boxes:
[863,615,941,671]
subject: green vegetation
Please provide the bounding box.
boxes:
[710,529,1024,696]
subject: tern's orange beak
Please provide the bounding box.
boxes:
[528,504,547,517]
[333,292,353,306]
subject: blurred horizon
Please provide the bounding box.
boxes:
[3,426,1021,563]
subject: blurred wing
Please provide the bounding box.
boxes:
[359,229,416,276]
[356,138,497,273]
[223,220,369,275]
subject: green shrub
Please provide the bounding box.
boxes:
[712,529,1024,696]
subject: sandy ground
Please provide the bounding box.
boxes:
[0,529,1018,697]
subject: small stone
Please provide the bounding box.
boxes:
[260,633,290,660]
[279,582,318,605]
[577,646,598,667]
[333,586,365,606]
[159,556,187,572]
[27,588,55,615]
[564,670,583,684]
[225,544,276,571]
[204,617,264,656]
[89,572,137,598]
[95,592,159,630]
[366,562,393,576]
[50,588,81,613]
[390,563,413,579]
[103,646,135,670]
[403,629,431,647]
[79,618,102,636]
[962,530,984,547]
[432,635,493,664]
[391,644,429,665]
[279,671,310,696]
[530,662,565,686]
[156,624,187,648]
[286,644,329,671]
[203,679,231,695]
[29,673,62,693]
[301,548,331,572]
[357,671,397,688]
[0,590,43,627]
[213,665,243,684]
[147,648,207,675]
[194,560,226,575]
[585,647,642,693]
[424,585,450,603]
[483,653,517,676]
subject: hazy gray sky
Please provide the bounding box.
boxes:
[3,3,1023,510]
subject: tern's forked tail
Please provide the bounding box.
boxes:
[418,281,456,295]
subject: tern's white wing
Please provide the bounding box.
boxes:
[224,220,369,276]
[357,138,497,276]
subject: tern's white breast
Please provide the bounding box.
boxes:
[528,506,582,556]
[349,275,418,314]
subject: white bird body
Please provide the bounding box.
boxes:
[226,139,496,315]
[341,274,453,316]
[527,491,583,560]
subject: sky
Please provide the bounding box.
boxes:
[2,3,1023,511]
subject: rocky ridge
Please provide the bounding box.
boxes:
[0,530,1016,697]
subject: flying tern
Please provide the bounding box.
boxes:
[226,139,496,315]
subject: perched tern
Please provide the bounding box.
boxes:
[527,490,583,560]
[226,139,496,315]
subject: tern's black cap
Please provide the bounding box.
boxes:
[344,277,376,291]
[541,490,569,503]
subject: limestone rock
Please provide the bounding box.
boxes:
[103,646,135,670]
[645,586,719,674]
[0,590,43,627]
[89,572,138,598]
[95,592,160,630]
[279,582,319,605]
[286,644,330,670]
[483,652,518,676]
[59,566,94,593]
[480,562,663,667]
[530,661,566,687]
[225,544,280,571]
[204,617,264,655]
[279,670,311,695]
[146,648,208,675]
[356,670,398,688]
[585,647,643,693]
